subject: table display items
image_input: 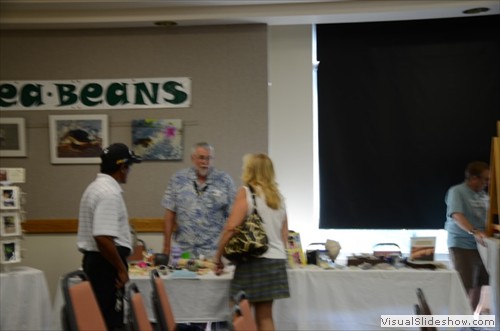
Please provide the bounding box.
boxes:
[346,241,446,270]
[0,181,25,269]
[325,239,341,261]
[305,239,341,269]
[347,243,401,267]
[305,242,326,265]
[128,245,216,277]
[128,237,445,276]
[409,236,436,261]
[287,230,307,267]
[153,253,169,267]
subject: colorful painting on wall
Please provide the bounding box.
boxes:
[131,119,183,160]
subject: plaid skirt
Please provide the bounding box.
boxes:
[230,258,290,303]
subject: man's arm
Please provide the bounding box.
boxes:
[94,235,129,288]
[451,212,486,246]
[162,209,177,255]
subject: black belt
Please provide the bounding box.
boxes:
[82,246,131,257]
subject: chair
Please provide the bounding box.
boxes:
[415,288,436,331]
[127,282,154,331]
[232,291,257,331]
[149,269,203,331]
[416,288,433,315]
[61,270,107,331]
[150,268,178,331]
[414,304,422,315]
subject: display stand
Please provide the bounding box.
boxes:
[0,179,26,271]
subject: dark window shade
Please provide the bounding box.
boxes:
[317,16,500,229]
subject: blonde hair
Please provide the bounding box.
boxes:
[241,153,282,209]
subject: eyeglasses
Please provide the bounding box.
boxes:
[195,155,212,161]
[474,175,489,182]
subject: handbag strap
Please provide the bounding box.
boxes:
[247,185,265,226]
[247,184,258,213]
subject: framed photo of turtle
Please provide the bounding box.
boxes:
[49,115,108,164]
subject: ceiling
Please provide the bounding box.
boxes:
[0,0,498,30]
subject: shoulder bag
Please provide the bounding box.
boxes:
[223,185,269,262]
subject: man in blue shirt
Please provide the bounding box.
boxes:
[444,161,489,311]
[161,142,236,259]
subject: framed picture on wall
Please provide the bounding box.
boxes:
[0,186,20,210]
[49,114,108,164]
[0,239,21,264]
[131,119,183,160]
[0,118,27,157]
[0,168,26,184]
[0,212,21,237]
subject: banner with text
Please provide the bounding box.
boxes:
[0,78,191,111]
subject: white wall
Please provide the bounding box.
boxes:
[268,25,315,246]
[268,25,448,259]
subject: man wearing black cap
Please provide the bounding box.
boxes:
[77,143,141,331]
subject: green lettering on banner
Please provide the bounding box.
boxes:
[80,83,103,106]
[134,82,159,105]
[107,83,129,106]
[0,83,17,107]
[56,83,78,106]
[163,81,188,104]
[20,84,44,107]
[0,78,191,110]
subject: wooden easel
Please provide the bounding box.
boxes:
[486,121,500,236]
[482,123,500,331]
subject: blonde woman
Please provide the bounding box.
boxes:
[214,153,289,331]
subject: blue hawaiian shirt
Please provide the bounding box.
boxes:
[161,167,236,257]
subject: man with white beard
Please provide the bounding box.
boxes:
[161,142,236,259]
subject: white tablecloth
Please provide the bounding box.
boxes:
[130,270,233,323]
[0,266,52,331]
[52,266,473,330]
[275,267,473,330]
[126,267,474,330]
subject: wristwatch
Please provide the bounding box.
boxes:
[468,228,477,235]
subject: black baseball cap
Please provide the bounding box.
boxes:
[101,143,142,166]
